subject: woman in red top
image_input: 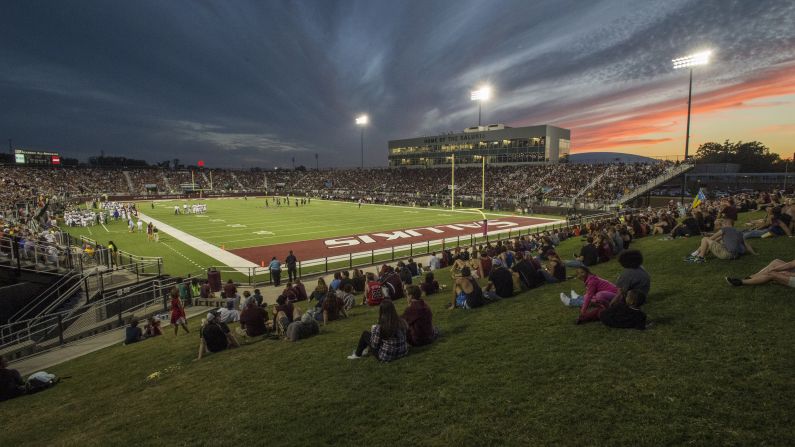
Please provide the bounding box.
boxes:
[169,288,190,335]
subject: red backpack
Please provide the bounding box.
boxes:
[366,281,384,306]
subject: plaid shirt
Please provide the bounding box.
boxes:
[369,324,407,362]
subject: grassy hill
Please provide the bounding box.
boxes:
[2,211,793,446]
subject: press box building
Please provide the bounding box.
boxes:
[387,124,570,167]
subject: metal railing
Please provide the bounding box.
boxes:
[0,276,181,360]
[199,209,631,286]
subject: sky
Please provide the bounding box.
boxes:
[1,0,794,168]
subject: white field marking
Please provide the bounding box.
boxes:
[403,211,420,213]
[164,209,522,235]
[194,214,208,218]
[87,227,93,235]
[226,224,246,228]
[160,242,203,270]
[209,219,225,222]
[208,216,556,248]
[101,223,110,233]
[137,212,258,273]
[316,198,551,220]
[188,211,536,238]
[252,230,275,235]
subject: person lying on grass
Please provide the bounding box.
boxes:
[560,266,618,325]
[347,299,408,361]
[197,312,239,360]
[401,285,438,347]
[685,218,756,264]
[448,267,485,310]
[725,259,795,288]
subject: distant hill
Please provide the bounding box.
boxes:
[567,152,659,164]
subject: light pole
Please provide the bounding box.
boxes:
[470,85,492,127]
[673,49,711,204]
[673,50,711,160]
[315,153,318,170]
[355,115,368,169]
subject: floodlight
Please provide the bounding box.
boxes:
[355,115,368,125]
[672,50,712,69]
[471,86,492,101]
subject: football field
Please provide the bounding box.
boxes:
[65,198,563,277]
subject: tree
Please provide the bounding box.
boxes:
[693,140,781,172]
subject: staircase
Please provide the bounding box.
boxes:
[230,172,246,190]
[201,172,211,190]
[573,166,614,202]
[613,162,695,205]
[122,171,136,194]
[161,172,173,193]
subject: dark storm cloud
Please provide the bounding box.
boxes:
[1,0,793,167]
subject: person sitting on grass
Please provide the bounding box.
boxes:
[407,258,419,277]
[364,272,385,306]
[124,320,143,345]
[336,283,356,310]
[381,266,405,300]
[169,288,190,336]
[541,251,566,283]
[685,218,756,263]
[420,272,440,296]
[402,285,438,347]
[239,296,267,337]
[599,290,648,330]
[347,299,408,361]
[726,259,795,288]
[484,258,513,300]
[398,261,413,285]
[565,237,599,268]
[329,272,342,291]
[309,278,328,302]
[0,355,26,402]
[560,266,618,325]
[352,269,366,293]
[322,290,348,325]
[610,250,651,306]
[448,267,485,310]
[144,317,163,338]
[197,312,239,360]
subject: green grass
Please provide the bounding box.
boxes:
[5,210,793,446]
[64,199,560,279]
[137,198,552,250]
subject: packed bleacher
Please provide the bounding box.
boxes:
[0,161,681,209]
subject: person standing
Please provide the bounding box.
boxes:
[169,288,190,335]
[269,256,282,287]
[285,250,298,283]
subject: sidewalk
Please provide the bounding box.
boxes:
[11,305,213,376]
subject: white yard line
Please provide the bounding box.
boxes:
[101,223,110,233]
[137,212,258,274]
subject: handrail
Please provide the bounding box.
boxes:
[6,269,80,322]
[614,163,695,205]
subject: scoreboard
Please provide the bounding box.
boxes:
[14,149,61,166]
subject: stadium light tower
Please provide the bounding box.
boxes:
[470,85,492,127]
[355,114,368,169]
[672,50,712,160]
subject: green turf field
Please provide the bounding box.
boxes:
[4,210,794,446]
[63,199,562,278]
[137,198,556,249]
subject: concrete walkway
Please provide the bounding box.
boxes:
[11,306,212,376]
[137,212,259,275]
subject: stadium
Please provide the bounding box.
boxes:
[2,2,795,447]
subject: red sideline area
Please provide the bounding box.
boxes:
[230,216,556,264]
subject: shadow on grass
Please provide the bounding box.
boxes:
[650,316,675,325]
